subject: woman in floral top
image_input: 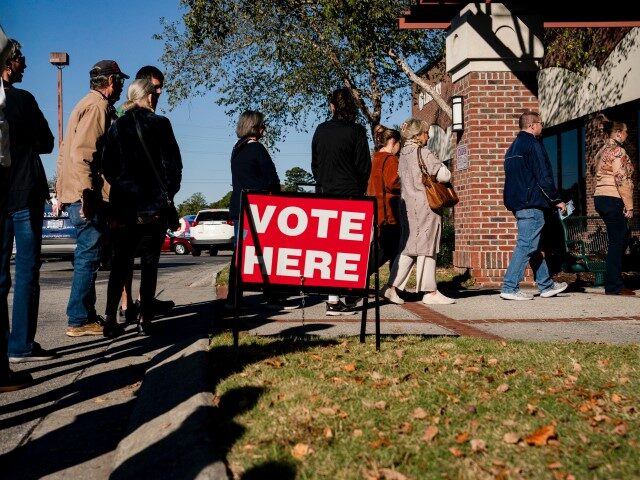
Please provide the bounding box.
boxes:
[593,120,635,295]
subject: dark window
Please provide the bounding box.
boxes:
[196,211,228,222]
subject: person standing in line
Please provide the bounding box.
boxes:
[0,39,58,363]
[227,110,281,307]
[367,124,402,270]
[311,87,371,316]
[500,110,568,300]
[55,60,128,337]
[101,79,182,335]
[383,118,455,306]
[593,120,635,296]
[116,66,176,324]
[0,29,33,391]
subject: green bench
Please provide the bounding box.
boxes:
[560,215,607,286]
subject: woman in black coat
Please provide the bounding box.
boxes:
[101,79,182,335]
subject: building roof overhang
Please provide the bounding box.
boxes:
[399,1,640,29]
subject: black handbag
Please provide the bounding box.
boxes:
[133,113,181,231]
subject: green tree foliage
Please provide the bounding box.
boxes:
[177,192,209,216]
[210,191,232,208]
[157,0,445,141]
[283,167,314,192]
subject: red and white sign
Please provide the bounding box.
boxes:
[240,193,374,289]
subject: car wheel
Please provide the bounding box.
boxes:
[209,248,218,256]
[174,243,187,255]
[191,246,201,257]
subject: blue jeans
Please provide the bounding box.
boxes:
[0,206,43,357]
[502,208,554,294]
[66,202,105,327]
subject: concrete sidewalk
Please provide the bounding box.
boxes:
[223,284,640,345]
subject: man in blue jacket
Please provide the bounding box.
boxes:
[501,110,568,300]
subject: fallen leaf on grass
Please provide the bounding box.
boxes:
[525,424,557,446]
[353,429,363,437]
[464,366,481,373]
[470,439,486,452]
[374,400,387,410]
[264,357,284,368]
[398,422,413,434]
[547,462,563,470]
[291,443,313,459]
[496,383,510,393]
[317,407,336,416]
[527,403,538,415]
[502,433,520,444]
[455,431,470,444]
[413,407,428,419]
[371,371,384,381]
[572,362,582,373]
[422,426,439,443]
[343,363,357,372]
[448,447,464,457]
[324,427,333,439]
[611,393,622,404]
[370,437,391,449]
[395,349,405,359]
[488,358,499,366]
[613,422,628,436]
[362,467,408,480]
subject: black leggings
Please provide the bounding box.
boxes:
[594,195,627,293]
[105,222,166,320]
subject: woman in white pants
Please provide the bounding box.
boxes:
[383,118,455,306]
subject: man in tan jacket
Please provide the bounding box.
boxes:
[55,60,127,338]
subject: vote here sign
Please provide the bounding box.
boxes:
[240,193,375,290]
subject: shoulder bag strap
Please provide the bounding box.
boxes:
[380,154,393,224]
[133,111,169,202]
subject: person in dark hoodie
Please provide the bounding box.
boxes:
[311,88,371,315]
[500,110,567,301]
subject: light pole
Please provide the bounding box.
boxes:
[49,52,69,150]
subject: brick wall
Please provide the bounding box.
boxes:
[451,71,539,286]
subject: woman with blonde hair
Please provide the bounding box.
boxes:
[101,78,182,335]
[382,118,455,305]
[593,120,635,295]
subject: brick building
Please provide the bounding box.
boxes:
[404,3,640,286]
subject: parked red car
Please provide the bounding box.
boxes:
[162,232,192,255]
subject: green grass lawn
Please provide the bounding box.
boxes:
[209,333,639,479]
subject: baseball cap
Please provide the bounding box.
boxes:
[90,60,129,79]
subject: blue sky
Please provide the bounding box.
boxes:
[1,0,411,204]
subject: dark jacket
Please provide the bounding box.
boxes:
[229,139,280,219]
[3,86,53,212]
[101,107,182,223]
[311,118,370,196]
[503,130,561,212]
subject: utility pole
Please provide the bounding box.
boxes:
[49,52,69,150]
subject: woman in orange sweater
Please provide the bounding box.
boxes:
[368,125,402,302]
[593,120,635,295]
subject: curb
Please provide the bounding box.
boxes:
[111,337,229,479]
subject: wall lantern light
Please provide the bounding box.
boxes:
[451,95,464,132]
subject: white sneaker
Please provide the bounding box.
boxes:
[422,291,455,305]
[382,286,404,304]
[500,290,534,301]
[540,281,568,298]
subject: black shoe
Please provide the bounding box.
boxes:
[137,321,154,336]
[119,304,139,325]
[344,296,360,309]
[325,300,357,316]
[103,320,125,339]
[0,370,33,393]
[9,344,59,364]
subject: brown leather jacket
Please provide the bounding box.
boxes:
[55,90,115,204]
